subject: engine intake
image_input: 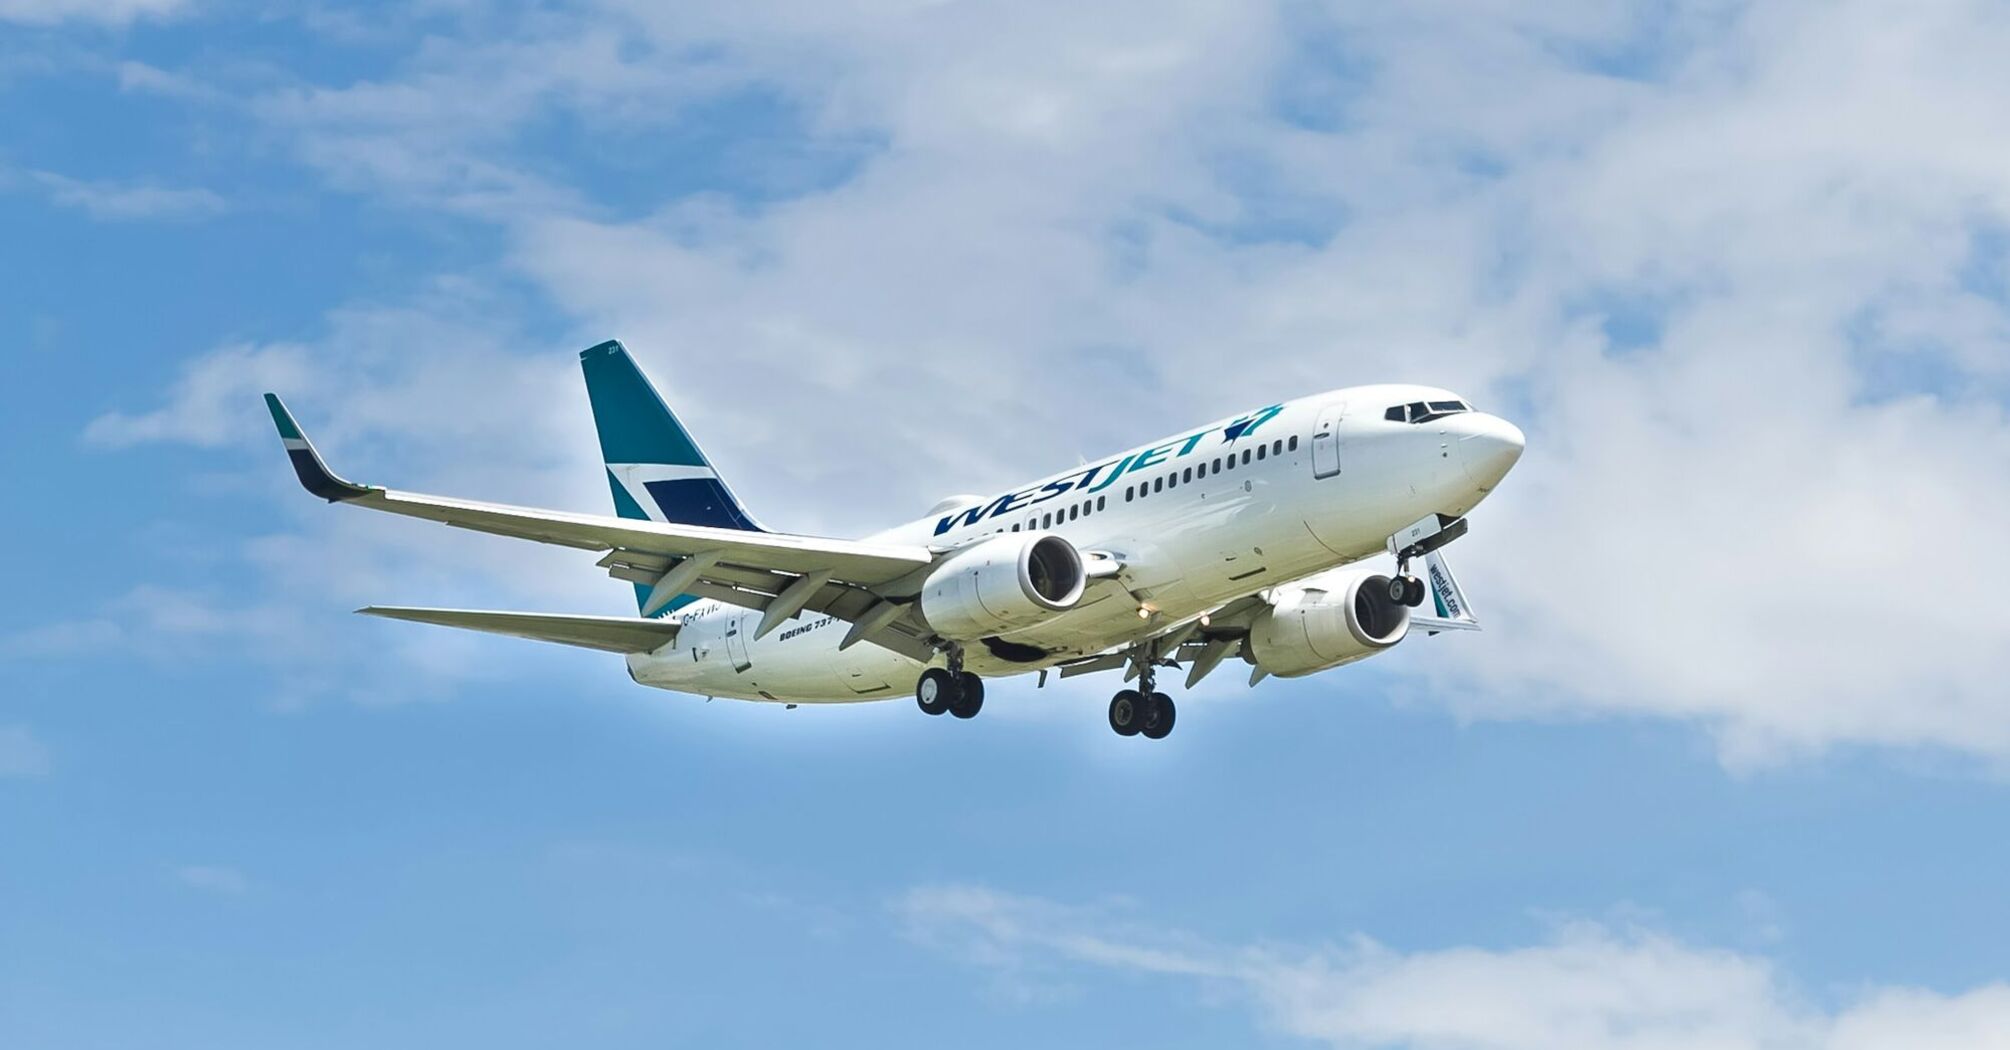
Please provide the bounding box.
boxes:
[1246,570,1411,678]
[919,533,1086,639]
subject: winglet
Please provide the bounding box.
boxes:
[263,393,374,502]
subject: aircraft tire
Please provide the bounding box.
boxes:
[1404,576,1427,607]
[1388,575,1410,603]
[1109,690,1144,736]
[949,674,985,719]
[916,668,956,716]
[1141,692,1176,739]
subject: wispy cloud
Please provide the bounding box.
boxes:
[26,169,225,221]
[0,0,193,26]
[0,618,121,659]
[0,725,53,778]
[174,864,248,894]
[898,884,2010,1050]
[84,342,310,448]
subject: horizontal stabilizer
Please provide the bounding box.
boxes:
[357,607,682,654]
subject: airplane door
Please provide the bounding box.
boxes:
[1312,403,1343,479]
[724,614,753,672]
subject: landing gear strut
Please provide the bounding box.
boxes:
[917,647,985,719]
[1109,646,1177,740]
[1388,514,1467,608]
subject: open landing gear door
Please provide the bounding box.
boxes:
[1409,549,1482,635]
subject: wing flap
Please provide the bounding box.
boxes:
[358,607,682,654]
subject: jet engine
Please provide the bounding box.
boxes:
[1245,569,1411,678]
[919,533,1087,639]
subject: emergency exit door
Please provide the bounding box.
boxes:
[1312,403,1343,479]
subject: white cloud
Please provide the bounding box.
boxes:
[174,864,247,894]
[0,0,191,25]
[23,169,225,221]
[0,617,121,659]
[0,725,53,778]
[85,342,309,448]
[898,885,2010,1050]
[98,0,2010,762]
[78,291,637,706]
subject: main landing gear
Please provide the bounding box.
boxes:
[1108,650,1176,741]
[916,649,985,720]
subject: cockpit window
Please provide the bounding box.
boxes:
[1385,399,1474,424]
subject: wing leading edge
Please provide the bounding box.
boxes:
[263,393,941,660]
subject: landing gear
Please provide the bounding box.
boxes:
[918,648,986,720]
[1140,693,1175,739]
[1388,573,1426,607]
[1109,689,1145,736]
[1109,648,1179,740]
[949,673,984,719]
[916,668,955,716]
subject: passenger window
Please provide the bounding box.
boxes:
[1242,450,1252,465]
[1273,439,1284,456]
[1154,477,1164,493]
[1041,513,1051,529]
[1068,505,1078,521]
[1097,496,1106,511]
[1183,467,1193,483]
[1126,485,1135,502]
[1213,457,1222,472]
[1257,445,1267,461]
[1288,436,1299,451]
[1168,473,1177,489]
[1011,523,1020,532]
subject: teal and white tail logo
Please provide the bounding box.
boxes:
[580,340,766,612]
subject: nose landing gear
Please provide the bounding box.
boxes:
[1387,572,1427,607]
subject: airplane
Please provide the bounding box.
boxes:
[264,340,1524,739]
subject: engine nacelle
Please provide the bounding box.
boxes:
[1246,569,1411,678]
[919,533,1087,639]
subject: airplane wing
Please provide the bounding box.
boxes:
[359,607,683,653]
[266,395,941,658]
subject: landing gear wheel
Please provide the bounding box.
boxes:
[1140,692,1176,739]
[1388,575,1412,604]
[949,673,985,719]
[916,668,956,716]
[1109,690,1145,736]
[1403,575,1427,607]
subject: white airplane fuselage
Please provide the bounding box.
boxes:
[630,384,1524,703]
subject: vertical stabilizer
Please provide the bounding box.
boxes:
[580,340,766,613]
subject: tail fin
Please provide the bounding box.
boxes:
[581,340,766,613]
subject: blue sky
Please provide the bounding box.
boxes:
[6,2,2010,1047]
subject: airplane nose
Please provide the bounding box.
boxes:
[1455,413,1525,487]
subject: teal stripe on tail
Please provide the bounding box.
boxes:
[580,340,766,614]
